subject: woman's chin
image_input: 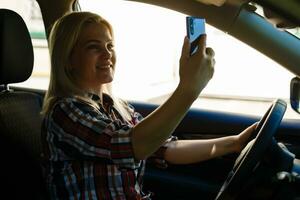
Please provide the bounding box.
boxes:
[101,76,114,84]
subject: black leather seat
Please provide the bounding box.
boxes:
[0,9,47,199]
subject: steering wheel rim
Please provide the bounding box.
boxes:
[215,99,287,200]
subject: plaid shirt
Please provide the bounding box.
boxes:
[41,94,174,200]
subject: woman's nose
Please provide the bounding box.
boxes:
[102,48,112,59]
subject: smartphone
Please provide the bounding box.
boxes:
[186,16,206,55]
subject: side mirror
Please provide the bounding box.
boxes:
[290,77,300,114]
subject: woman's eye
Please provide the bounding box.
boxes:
[87,45,101,50]
[107,43,114,51]
[86,43,114,52]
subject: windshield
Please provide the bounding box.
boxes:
[77,0,297,119]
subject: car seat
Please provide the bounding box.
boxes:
[0,8,48,199]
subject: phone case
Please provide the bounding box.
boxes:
[186,17,206,55]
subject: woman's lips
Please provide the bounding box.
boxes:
[96,62,112,69]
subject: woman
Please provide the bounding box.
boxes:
[41,11,256,200]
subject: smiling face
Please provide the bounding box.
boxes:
[69,22,116,94]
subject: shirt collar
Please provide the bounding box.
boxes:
[87,92,114,106]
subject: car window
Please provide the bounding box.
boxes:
[78,0,298,119]
[2,0,298,119]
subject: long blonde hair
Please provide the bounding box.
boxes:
[42,11,131,121]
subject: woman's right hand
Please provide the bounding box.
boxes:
[178,35,215,100]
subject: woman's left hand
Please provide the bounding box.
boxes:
[233,122,258,152]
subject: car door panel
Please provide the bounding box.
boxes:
[131,101,300,200]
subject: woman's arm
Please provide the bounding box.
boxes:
[164,123,257,164]
[164,137,236,165]
[131,35,215,160]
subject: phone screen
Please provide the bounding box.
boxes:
[186,17,206,55]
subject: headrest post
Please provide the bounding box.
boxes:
[0,84,10,93]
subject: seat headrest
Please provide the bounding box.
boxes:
[0,9,34,85]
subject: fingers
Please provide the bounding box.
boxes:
[194,35,214,61]
[181,34,212,59]
[206,47,215,57]
[244,122,258,133]
[242,122,259,141]
[197,34,207,55]
[181,36,190,59]
[178,34,216,97]
[250,122,259,130]
[205,47,215,69]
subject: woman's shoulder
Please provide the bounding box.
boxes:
[53,96,89,106]
[51,96,100,115]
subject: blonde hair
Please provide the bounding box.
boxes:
[42,11,131,121]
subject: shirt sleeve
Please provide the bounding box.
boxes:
[127,103,178,169]
[47,98,140,169]
[147,136,178,169]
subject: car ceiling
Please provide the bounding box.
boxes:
[36,0,300,77]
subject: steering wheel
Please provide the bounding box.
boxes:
[215,99,287,200]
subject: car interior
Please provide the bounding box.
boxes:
[0,0,300,199]
[0,8,46,199]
